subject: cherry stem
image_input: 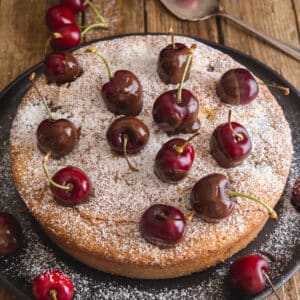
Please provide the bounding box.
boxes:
[158,212,183,221]
[49,290,58,300]
[86,0,108,25]
[42,152,73,191]
[86,47,112,80]
[176,44,196,103]
[228,110,243,141]
[185,210,196,221]
[226,190,278,221]
[258,81,290,95]
[81,22,109,36]
[122,134,139,172]
[263,271,281,300]
[29,73,53,120]
[175,132,200,154]
[169,27,175,49]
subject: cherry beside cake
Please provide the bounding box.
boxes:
[9,35,292,279]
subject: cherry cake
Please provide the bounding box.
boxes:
[9,35,292,279]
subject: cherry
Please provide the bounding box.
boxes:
[46,5,76,31]
[87,47,143,116]
[228,254,279,297]
[153,45,200,135]
[32,269,74,300]
[139,204,186,247]
[190,173,278,222]
[217,68,259,105]
[50,25,81,51]
[44,51,83,84]
[106,116,149,154]
[29,73,79,158]
[106,116,149,172]
[210,110,252,168]
[292,176,300,210]
[37,119,78,159]
[0,213,22,256]
[43,153,92,206]
[154,133,199,183]
[157,28,191,84]
[61,0,88,13]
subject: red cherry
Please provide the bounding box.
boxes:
[50,25,81,51]
[102,70,143,116]
[210,111,252,168]
[43,52,83,84]
[50,166,92,206]
[155,134,198,183]
[153,45,200,135]
[32,269,74,300]
[229,254,270,295]
[106,117,149,154]
[46,5,76,31]
[61,0,88,13]
[217,68,259,105]
[152,89,200,135]
[139,204,186,247]
[157,42,191,85]
[37,119,78,159]
[0,212,23,256]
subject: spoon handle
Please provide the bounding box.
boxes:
[216,11,300,61]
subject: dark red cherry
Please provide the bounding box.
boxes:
[155,134,198,183]
[102,70,143,116]
[190,173,234,222]
[229,254,270,295]
[32,269,74,300]
[217,68,259,105]
[139,204,186,247]
[37,118,78,159]
[50,166,92,206]
[106,116,149,154]
[46,5,76,31]
[44,51,83,84]
[61,0,88,13]
[157,43,191,85]
[210,120,252,168]
[50,25,81,51]
[0,213,22,256]
[190,173,278,222]
[152,89,200,135]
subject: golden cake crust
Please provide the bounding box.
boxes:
[9,35,292,279]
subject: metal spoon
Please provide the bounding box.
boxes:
[160,0,300,61]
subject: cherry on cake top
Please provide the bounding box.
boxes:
[210,110,252,168]
[86,47,143,116]
[153,44,200,135]
[157,28,192,85]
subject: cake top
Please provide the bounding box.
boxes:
[10,35,292,265]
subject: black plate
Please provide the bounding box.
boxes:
[0,33,299,300]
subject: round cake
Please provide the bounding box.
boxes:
[9,35,293,279]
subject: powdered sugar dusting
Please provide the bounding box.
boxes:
[1,35,298,299]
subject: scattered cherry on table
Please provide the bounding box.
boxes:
[0,212,23,256]
[32,269,74,300]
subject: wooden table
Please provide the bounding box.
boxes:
[0,0,299,299]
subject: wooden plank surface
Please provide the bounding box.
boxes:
[0,0,299,299]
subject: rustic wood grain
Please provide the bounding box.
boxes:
[219,0,300,88]
[0,0,57,90]
[0,0,299,299]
